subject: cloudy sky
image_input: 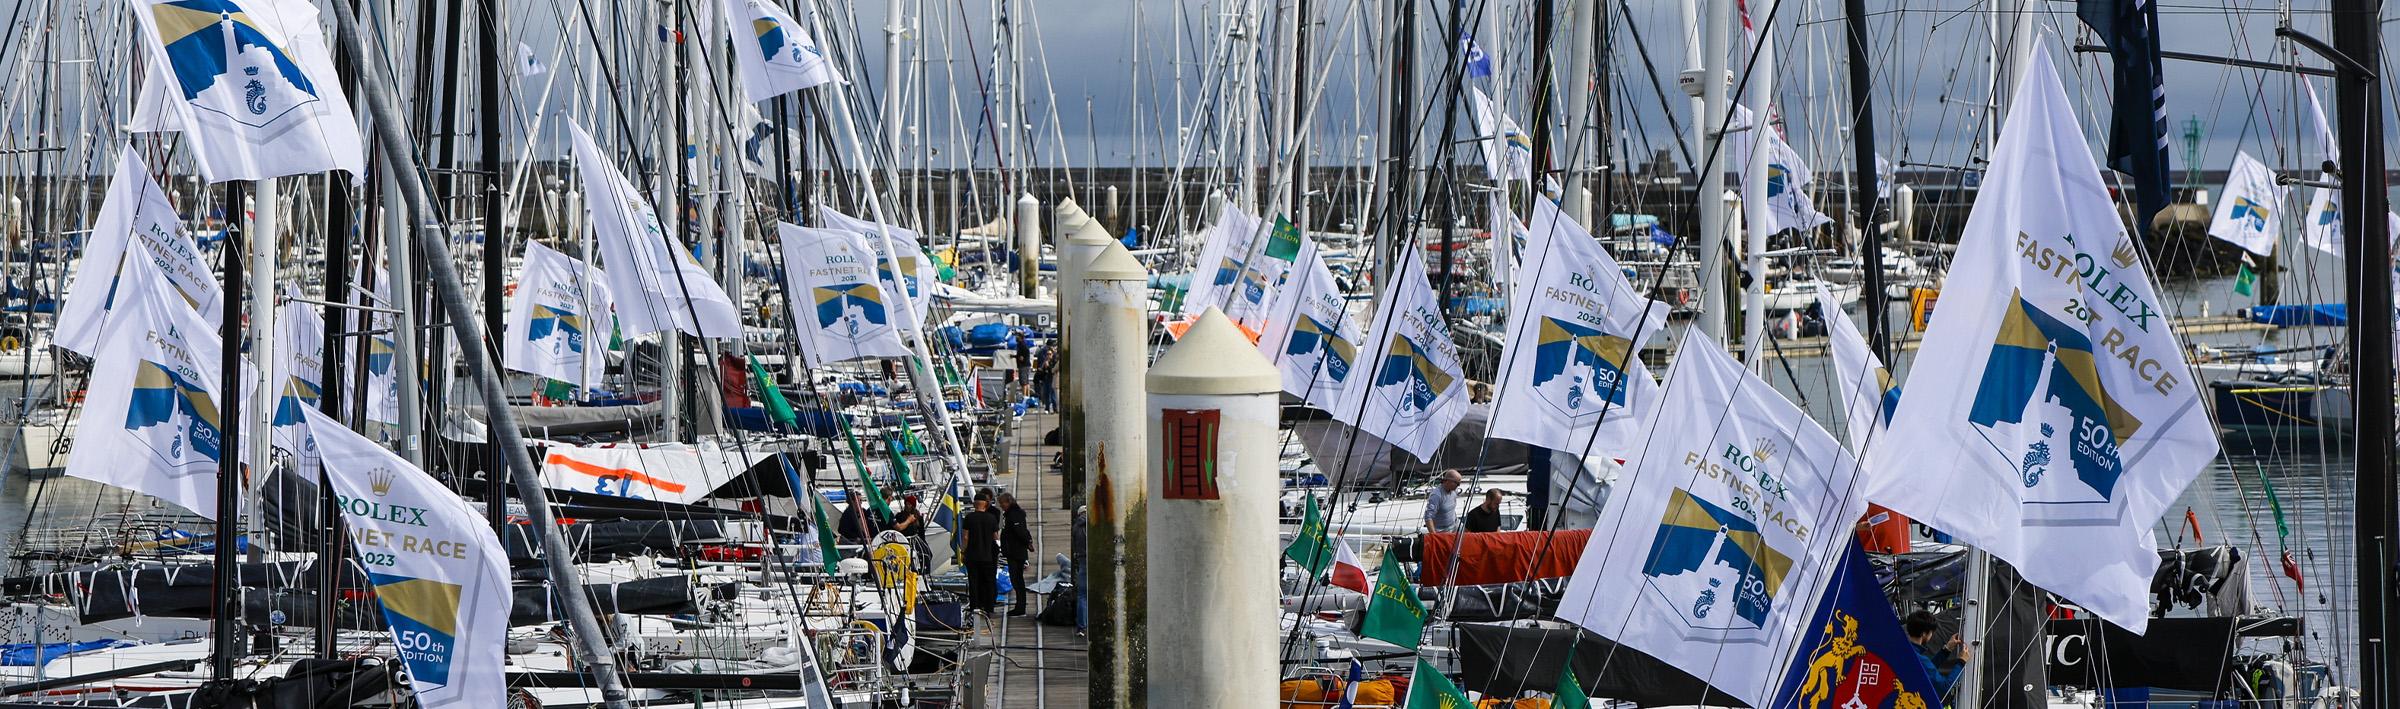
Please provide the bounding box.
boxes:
[5,0,2393,180]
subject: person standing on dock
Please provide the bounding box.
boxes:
[1000,492,1033,616]
[960,490,1004,615]
[1425,471,1465,532]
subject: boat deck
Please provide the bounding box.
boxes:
[975,411,1088,708]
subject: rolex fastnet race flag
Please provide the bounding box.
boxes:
[1468,87,1533,182]
[569,122,743,339]
[1865,50,2215,633]
[126,0,364,182]
[58,147,221,356]
[1819,288,1898,457]
[1255,241,1361,413]
[1491,198,1668,459]
[504,240,614,388]
[2207,150,2284,257]
[67,242,227,519]
[1334,250,1466,463]
[1179,202,1263,319]
[300,404,508,708]
[270,285,324,471]
[818,206,937,331]
[720,0,841,103]
[1557,337,1865,707]
[780,223,909,366]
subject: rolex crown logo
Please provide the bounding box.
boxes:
[2111,237,2139,270]
[369,467,395,497]
[1752,436,1780,464]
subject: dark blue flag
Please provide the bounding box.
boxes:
[2077,0,2172,233]
[1771,542,1937,709]
[1649,224,1677,247]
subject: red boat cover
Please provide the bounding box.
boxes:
[1418,529,1591,586]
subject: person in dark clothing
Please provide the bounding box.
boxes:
[999,492,1033,615]
[1463,490,1507,533]
[1905,610,1970,701]
[837,490,875,545]
[958,493,1004,614]
[890,496,927,540]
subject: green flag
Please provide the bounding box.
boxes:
[885,437,916,489]
[746,355,798,428]
[1361,549,1427,649]
[2258,467,2289,539]
[539,378,575,402]
[837,417,893,522]
[1405,658,1473,709]
[810,492,845,574]
[2234,256,2257,296]
[1266,214,1303,261]
[932,250,958,282]
[1282,494,1333,575]
[900,425,928,455]
[1554,648,1590,709]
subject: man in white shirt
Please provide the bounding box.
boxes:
[1424,470,1465,532]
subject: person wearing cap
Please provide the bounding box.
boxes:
[1425,470,1465,532]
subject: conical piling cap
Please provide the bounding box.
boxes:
[1148,308,1280,395]
[1056,198,1116,245]
[1083,240,1148,282]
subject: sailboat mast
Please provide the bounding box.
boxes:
[1737,7,1772,369]
[1843,0,1888,358]
[480,0,508,530]
[1691,0,1732,341]
[2330,0,2397,698]
[1435,0,1464,317]
[211,181,247,682]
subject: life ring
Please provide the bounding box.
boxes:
[1,335,23,352]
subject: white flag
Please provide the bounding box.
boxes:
[58,147,222,356]
[361,272,401,427]
[1557,337,1863,707]
[2298,84,2356,257]
[1490,198,1667,459]
[1333,250,1466,462]
[125,0,364,182]
[503,241,615,388]
[721,0,842,102]
[1179,203,1263,319]
[1818,288,1897,457]
[569,122,743,339]
[269,285,324,471]
[1865,51,2215,632]
[516,42,545,77]
[66,242,227,519]
[1488,194,1527,294]
[2207,151,2284,256]
[818,206,937,331]
[1467,87,1533,182]
[1256,241,1362,413]
[780,223,911,366]
[1729,107,1833,235]
[301,404,509,708]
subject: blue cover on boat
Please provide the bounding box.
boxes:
[2244,303,2347,327]
[0,640,128,666]
[966,323,1018,349]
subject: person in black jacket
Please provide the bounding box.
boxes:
[1463,490,1507,533]
[837,490,875,545]
[999,492,1033,615]
[958,490,1004,614]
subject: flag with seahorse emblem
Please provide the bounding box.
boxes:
[1333,250,1464,462]
[1491,198,1667,459]
[817,206,938,332]
[1728,106,1832,235]
[779,222,910,366]
[570,122,743,338]
[1558,336,1863,707]
[720,0,842,103]
[1769,542,1936,709]
[300,403,508,708]
[125,0,363,182]
[504,240,615,388]
[68,241,229,519]
[1255,241,1360,413]
[1865,50,2214,633]
[59,147,222,357]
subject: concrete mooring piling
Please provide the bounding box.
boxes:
[1015,194,1041,299]
[1080,238,1150,708]
[1143,308,1282,708]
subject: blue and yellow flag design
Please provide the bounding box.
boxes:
[1968,291,2142,497]
[1642,489,1793,628]
[1374,334,1453,412]
[1285,315,1356,384]
[151,0,319,117]
[271,375,321,428]
[526,304,586,354]
[813,283,888,329]
[366,572,464,687]
[126,360,223,464]
[1532,316,1636,410]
